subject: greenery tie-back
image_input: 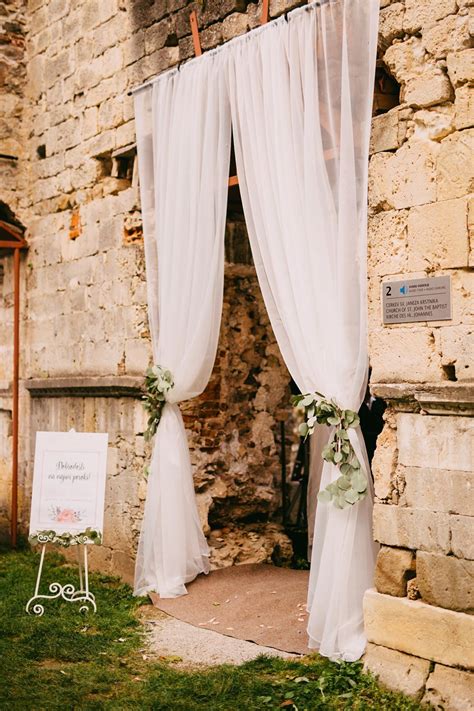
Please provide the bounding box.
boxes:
[143,366,367,508]
[292,392,368,508]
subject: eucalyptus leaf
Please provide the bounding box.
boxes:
[299,423,309,437]
[318,489,332,503]
[292,391,368,510]
[353,473,368,494]
[350,414,360,428]
[337,476,351,491]
[344,488,360,504]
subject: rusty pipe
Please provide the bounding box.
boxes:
[11,246,20,547]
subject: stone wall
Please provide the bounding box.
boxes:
[0,0,27,211]
[0,0,308,568]
[0,0,27,540]
[365,0,474,706]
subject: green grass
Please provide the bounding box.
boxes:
[0,547,426,710]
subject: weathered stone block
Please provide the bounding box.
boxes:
[404,72,454,108]
[222,12,249,42]
[370,107,412,154]
[98,97,123,132]
[423,664,474,711]
[124,338,152,374]
[364,643,430,700]
[402,467,474,517]
[417,551,474,611]
[437,129,474,200]
[374,546,416,597]
[371,410,399,501]
[440,326,474,382]
[448,268,474,326]
[378,3,405,52]
[269,0,304,19]
[447,48,474,87]
[407,197,469,270]
[423,14,472,59]
[200,23,224,52]
[364,589,474,669]
[392,141,440,209]
[91,15,130,58]
[369,140,440,211]
[455,85,474,130]
[470,196,474,267]
[404,0,458,34]
[451,515,474,559]
[368,209,408,277]
[373,504,451,553]
[368,152,394,211]
[198,0,247,26]
[398,414,474,472]
[384,38,428,85]
[369,328,442,384]
[412,107,455,141]
[144,19,175,55]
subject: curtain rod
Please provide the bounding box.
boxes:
[127,0,331,97]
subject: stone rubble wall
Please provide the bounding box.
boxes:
[365,0,474,707]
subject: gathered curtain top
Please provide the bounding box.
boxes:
[131,0,344,96]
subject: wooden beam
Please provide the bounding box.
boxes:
[190,11,202,57]
[261,0,269,24]
[0,220,25,240]
[0,240,27,250]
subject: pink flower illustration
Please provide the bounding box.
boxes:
[57,508,77,522]
[49,505,83,523]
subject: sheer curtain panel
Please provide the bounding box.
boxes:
[226,0,379,660]
[133,56,231,597]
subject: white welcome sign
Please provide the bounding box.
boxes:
[29,431,108,547]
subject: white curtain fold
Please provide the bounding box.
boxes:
[225,0,379,659]
[133,56,232,597]
[133,0,379,659]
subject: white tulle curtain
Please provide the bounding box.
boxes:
[225,0,379,659]
[133,55,231,597]
[133,0,379,660]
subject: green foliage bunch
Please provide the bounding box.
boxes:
[292,392,368,509]
[143,365,174,441]
[28,528,102,547]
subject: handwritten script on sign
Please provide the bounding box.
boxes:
[29,432,108,547]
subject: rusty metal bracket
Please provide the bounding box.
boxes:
[190,11,202,57]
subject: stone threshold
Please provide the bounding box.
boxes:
[371,382,474,416]
[25,376,144,398]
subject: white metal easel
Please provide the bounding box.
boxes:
[26,542,96,616]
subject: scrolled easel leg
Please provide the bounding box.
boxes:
[26,544,97,615]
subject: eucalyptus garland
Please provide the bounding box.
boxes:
[292,392,368,509]
[29,528,102,547]
[143,365,174,441]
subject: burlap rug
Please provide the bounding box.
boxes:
[150,564,311,655]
